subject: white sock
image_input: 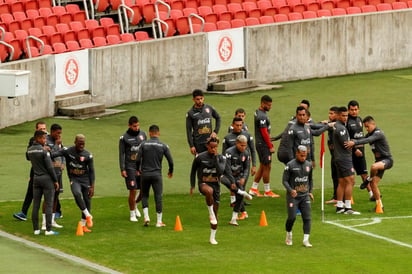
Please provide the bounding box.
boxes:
[42,213,46,224]
[207,205,215,217]
[230,195,236,203]
[143,207,149,219]
[157,212,162,223]
[345,200,351,209]
[81,219,86,226]
[337,201,344,208]
[303,234,310,242]
[52,213,56,223]
[264,184,271,192]
[287,231,292,237]
[251,182,259,189]
[232,211,238,221]
[369,191,373,197]
[82,209,91,217]
[210,229,217,240]
[130,210,136,217]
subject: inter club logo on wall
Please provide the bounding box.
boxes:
[64,57,79,86]
[218,35,233,63]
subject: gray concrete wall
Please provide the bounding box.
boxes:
[0,56,55,129]
[246,10,412,82]
[90,34,208,106]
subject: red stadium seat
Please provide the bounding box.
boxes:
[216,20,231,29]
[120,33,135,42]
[376,3,393,9]
[245,17,260,25]
[106,34,121,45]
[302,10,318,18]
[391,1,408,8]
[134,31,151,41]
[203,22,217,31]
[38,0,52,9]
[320,0,335,10]
[79,38,94,48]
[288,11,303,20]
[142,3,156,23]
[231,18,245,28]
[346,6,362,13]
[198,6,213,17]
[274,13,288,21]
[317,9,332,16]
[200,0,214,7]
[93,36,107,47]
[175,16,190,34]
[28,27,49,45]
[53,42,67,53]
[185,0,199,9]
[367,0,382,5]
[331,7,346,15]
[361,4,378,12]
[66,40,81,51]
[183,7,198,16]
[259,15,275,24]
[352,0,367,7]
[336,0,350,8]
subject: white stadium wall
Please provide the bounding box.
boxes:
[0,10,412,129]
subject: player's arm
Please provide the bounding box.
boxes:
[189,156,198,194]
[212,107,221,135]
[119,136,127,177]
[164,145,174,178]
[185,113,195,148]
[260,127,274,152]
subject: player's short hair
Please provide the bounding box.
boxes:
[329,106,339,112]
[35,121,46,129]
[50,123,62,132]
[129,116,139,125]
[348,100,360,108]
[232,117,243,124]
[34,130,47,138]
[192,89,204,98]
[300,99,310,108]
[236,135,247,143]
[75,134,85,141]
[337,106,348,113]
[362,116,375,123]
[296,105,306,113]
[261,95,272,103]
[149,124,160,133]
[207,136,219,144]
[235,108,246,115]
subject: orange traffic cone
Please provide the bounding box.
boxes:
[259,211,268,226]
[174,215,183,231]
[76,221,84,236]
[375,200,384,214]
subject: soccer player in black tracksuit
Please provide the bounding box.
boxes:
[283,145,314,247]
[119,116,147,222]
[42,124,64,230]
[286,106,329,165]
[346,100,371,200]
[190,137,251,245]
[137,125,173,227]
[13,121,47,222]
[326,106,339,203]
[223,117,257,208]
[225,135,250,226]
[53,134,95,232]
[332,107,360,215]
[27,130,59,236]
[186,89,221,155]
[346,116,393,213]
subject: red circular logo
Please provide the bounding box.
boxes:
[218,35,233,63]
[64,58,79,86]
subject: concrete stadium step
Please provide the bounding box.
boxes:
[54,94,91,112]
[208,71,245,86]
[208,79,259,91]
[58,102,106,117]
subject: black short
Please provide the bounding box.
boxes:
[335,158,355,178]
[256,143,272,164]
[199,182,220,204]
[124,169,141,190]
[376,158,394,178]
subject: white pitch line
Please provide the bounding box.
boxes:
[350,217,381,227]
[325,219,412,249]
[0,230,122,274]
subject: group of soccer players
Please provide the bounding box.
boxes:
[186,89,393,245]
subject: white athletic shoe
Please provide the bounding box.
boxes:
[52,221,63,228]
[303,240,313,248]
[130,216,138,222]
[156,222,166,227]
[238,189,253,201]
[210,238,218,245]
[41,223,46,230]
[34,230,40,235]
[344,209,361,215]
[229,219,239,226]
[285,233,293,246]
[45,230,59,236]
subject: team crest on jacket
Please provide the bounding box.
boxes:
[289,203,294,208]
[242,156,246,161]
[205,108,210,113]
[306,166,310,172]
[139,135,144,140]
[80,156,85,162]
